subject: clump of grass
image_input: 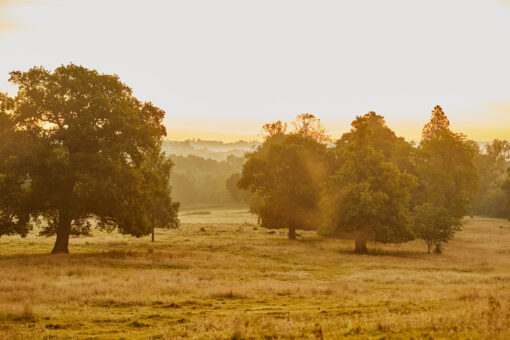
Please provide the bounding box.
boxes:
[129,320,149,328]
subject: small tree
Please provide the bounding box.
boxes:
[321,115,416,253]
[412,203,461,253]
[143,149,180,242]
[0,64,179,253]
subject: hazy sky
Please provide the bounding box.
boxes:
[1,0,509,141]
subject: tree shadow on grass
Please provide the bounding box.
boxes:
[337,247,427,259]
[0,249,192,271]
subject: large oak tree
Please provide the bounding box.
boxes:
[0,64,179,253]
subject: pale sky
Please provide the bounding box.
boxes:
[1,0,509,141]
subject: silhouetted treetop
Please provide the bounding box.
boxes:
[422,105,450,140]
[262,120,287,138]
[262,113,330,143]
[291,113,330,142]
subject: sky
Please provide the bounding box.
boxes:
[1,0,509,142]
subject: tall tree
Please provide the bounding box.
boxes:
[416,105,478,219]
[321,115,416,253]
[239,120,330,239]
[0,64,179,253]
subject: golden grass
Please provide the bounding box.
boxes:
[0,210,509,339]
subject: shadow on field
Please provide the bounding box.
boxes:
[0,249,194,271]
[337,247,427,259]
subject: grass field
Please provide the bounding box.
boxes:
[0,208,509,339]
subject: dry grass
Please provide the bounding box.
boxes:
[0,209,509,339]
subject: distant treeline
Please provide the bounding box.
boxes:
[170,137,510,218]
[162,140,259,162]
[169,154,245,207]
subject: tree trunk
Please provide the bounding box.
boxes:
[51,210,71,254]
[152,227,155,242]
[288,225,296,240]
[354,237,368,254]
[434,243,442,254]
[427,241,432,254]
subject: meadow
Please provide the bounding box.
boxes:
[0,208,509,339]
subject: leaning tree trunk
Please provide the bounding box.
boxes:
[51,210,71,254]
[354,237,368,254]
[288,225,296,240]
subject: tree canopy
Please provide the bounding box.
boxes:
[321,114,416,253]
[415,106,478,220]
[0,64,179,253]
[239,117,330,239]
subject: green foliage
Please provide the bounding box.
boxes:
[226,173,249,203]
[143,149,180,240]
[0,93,31,237]
[0,64,178,253]
[473,140,510,217]
[321,114,416,253]
[503,172,510,220]
[412,203,461,253]
[239,132,330,239]
[415,106,478,219]
[336,112,415,173]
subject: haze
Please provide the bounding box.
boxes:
[1,0,510,141]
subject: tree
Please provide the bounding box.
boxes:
[143,149,180,242]
[321,115,416,253]
[416,106,478,219]
[239,131,330,240]
[0,64,179,253]
[412,203,461,253]
[473,140,510,217]
[502,169,510,220]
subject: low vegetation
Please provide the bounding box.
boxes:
[0,209,509,339]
